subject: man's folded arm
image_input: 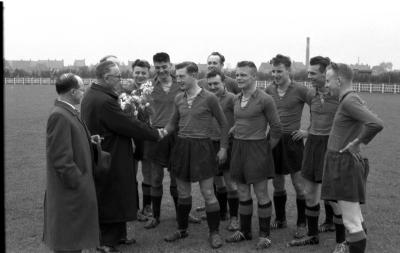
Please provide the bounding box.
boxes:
[101,99,159,141]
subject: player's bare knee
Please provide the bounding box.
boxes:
[302,181,312,196]
[304,191,313,202]
[237,186,251,200]
[201,189,215,203]
[305,193,318,206]
[177,182,191,198]
[254,190,270,204]
[342,215,363,233]
[292,176,305,194]
[225,181,237,192]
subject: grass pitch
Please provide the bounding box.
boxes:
[5,85,400,252]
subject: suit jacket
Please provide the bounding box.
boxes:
[43,100,99,250]
[81,83,159,223]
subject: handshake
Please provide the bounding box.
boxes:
[157,128,169,140]
[90,134,104,144]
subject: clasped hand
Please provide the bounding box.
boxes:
[217,148,227,165]
[291,129,308,141]
[91,135,104,144]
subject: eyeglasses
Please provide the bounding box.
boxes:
[74,87,85,93]
[107,74,122,80]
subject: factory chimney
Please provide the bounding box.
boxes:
[306,37,310,70]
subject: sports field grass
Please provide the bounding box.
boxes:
[5,85,400,252]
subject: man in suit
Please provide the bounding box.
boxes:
[43,73,99,252]
[81,60,163,253]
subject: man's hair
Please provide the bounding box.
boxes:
[131,59,151,70]
[99,55,118,63]
[55,73,79,94]
[209,52,225,65]
[270,54,291,68]
[175,61,198,74]
[153,52,170,63]
[236,61,257,75]
[310,56,331,73]
[327,62,354,81]
[96,60,117,79]
[206,69,225,82]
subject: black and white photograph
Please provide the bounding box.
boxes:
[3,0,399,252]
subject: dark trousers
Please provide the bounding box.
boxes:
[100,222,126,246]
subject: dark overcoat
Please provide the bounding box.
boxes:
[81,83,159,223]
[43,100,99,251]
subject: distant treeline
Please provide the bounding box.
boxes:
[4,66,400,84]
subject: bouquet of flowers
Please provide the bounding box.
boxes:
[119,80,154,125]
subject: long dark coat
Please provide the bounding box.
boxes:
[43,100,99,251]
[81,83,159,223]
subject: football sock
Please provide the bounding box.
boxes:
[333,214,346,243]
[170,184,178,216]
[306,204,320,236]
[150,185,163,219]
[177,196,192,231]
[296,195,306,226]
[258,201,272,237]
[142,183,152,208]
[227,190,239,218]
[273,190,287,222]
[206,202,221,233]
[239,199,253,235]
[348,231,367,253]
[324,201,334,224]
[216,186,228,218]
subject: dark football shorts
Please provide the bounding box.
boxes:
[230,138,275,184]
[321,150,369,204]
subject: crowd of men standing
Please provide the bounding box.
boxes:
[43,51,383,253]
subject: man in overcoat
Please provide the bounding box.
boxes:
[43,73,99,252]
[81,60,162,253]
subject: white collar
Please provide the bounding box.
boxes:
[57,98,77,111]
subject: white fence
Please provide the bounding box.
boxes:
[255,81,400,94]
[3,78,400,94]
[3,78,131,86]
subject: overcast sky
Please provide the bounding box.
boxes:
[4,0,400,69]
